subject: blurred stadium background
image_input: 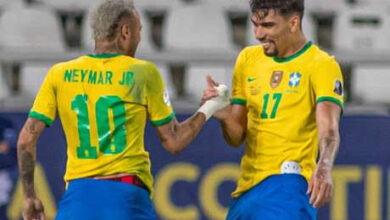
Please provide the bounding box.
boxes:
[0,0,389,219]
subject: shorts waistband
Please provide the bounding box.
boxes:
[102,175,149,192]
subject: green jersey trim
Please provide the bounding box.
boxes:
[231,98,247,106]
[87,53,122,58]
[151,112,175,126]
[273,41,312,63]
[29,111,54,127]
[317,96,344,108]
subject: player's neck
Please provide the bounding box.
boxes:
[93,40,126,56]
[277,37,308,59]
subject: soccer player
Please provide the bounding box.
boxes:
[202,0,344,219]
[16,0,229,219]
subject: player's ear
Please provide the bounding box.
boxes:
[289,15,300,33]
[120,23,131,40]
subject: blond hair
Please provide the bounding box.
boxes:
[90,0,135,40]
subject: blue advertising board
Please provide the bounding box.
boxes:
[0,113,389,220]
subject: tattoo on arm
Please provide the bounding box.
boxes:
[19,150,35,197]
[157,113,206,154]
[17,118,45,198]
[316,102,341,169]
[171,113,205,152]
[186,115,200,140]
[318,134,339,167]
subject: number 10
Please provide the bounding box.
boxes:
[71,95,127,159]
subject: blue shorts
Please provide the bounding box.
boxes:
[226,174,317,220]
[55,178,157,220]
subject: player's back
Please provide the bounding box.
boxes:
[30,54,174,191]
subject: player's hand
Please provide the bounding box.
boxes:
[307,163,333,208]
[198,76,230,120]
[22,197,46,220]
[200,75,219,105]
[200,76,230,120]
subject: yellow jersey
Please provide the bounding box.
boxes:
[29,54,174,193]
[231,42,344,197]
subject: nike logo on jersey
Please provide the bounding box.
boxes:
[247,77,256,82]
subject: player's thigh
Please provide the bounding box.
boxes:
[225,180,274,220]
[55,179,157,220]
[258,175,317,220]
[278,175,317,220]
[226,175,317,220]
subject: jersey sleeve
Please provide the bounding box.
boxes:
[231,50,247,106]
[311,56,344,108]
[145,62,175,126]
[29,65,58,126]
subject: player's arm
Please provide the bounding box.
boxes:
[155,85,229,154]
[215,105,247,147]
[307,101,341,208]
[307,57,344,208]
[204,48,249,147]
[155,114,206,155]
[146,63,229,154]
[202,76,247,147]
[17,118,46,220]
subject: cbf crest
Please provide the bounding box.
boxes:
[270,71,283,88]
[289,72,302,87]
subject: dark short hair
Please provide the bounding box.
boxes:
[250,0,304,20]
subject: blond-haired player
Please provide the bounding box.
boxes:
[17,0,229,219]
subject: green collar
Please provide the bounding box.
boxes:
[87,53,122,58]
[273,41,312,63]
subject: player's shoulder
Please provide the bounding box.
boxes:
[121,56,158,72]
[119,57,162,86]
[309,44,339,66]
[49,56,90,71]
[44,59,77,78]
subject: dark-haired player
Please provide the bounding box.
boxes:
[202,0,344,219]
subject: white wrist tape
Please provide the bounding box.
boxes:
[198,84,230,120]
